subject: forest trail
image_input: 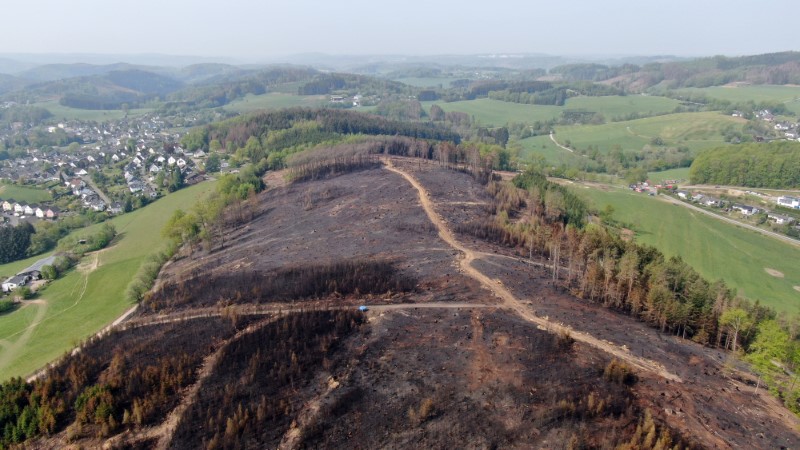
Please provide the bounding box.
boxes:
[384,159,682,382]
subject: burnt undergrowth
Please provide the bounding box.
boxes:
[0,318,251,446]
[146,260,416,312]
[168,310,365,449]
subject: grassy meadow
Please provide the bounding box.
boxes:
[574,185,800,314]
[0,181,216,380]
[552,112,745,154]
[423,95,681,127]
[675,85,800,114]
[0,185,52,204]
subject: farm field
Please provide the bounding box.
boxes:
[0,181,216,380]
[33,100,154,121]
[553,111,745,154]
[574,185,800,314]
[224,92,327,113]
[675,85,800,114]
[0,184,52,203]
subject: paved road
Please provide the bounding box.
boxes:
[659,194,800,248]
[80,175,112,205]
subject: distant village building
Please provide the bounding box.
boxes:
[777,196,800,209]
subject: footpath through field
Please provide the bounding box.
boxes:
[383,158,682,382]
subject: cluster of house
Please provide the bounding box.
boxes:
[675,192,799,226]
[0,113,206,217]
[1,199,58,219]
[748,110,800,141]
[1,255,56,294]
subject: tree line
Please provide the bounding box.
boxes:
[180,108,461,154]
[461,166,800,413]
[689,141,800,188]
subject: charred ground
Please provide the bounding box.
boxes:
[5,156,800,449]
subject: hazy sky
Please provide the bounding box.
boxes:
[3,0,797,60]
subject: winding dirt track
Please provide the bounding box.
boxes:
[383,159,682,382]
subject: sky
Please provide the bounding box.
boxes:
[2,0,797,61]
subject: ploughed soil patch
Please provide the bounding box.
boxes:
[154,167,485,313]
[294,308,694,449]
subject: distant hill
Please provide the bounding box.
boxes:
[9,68,187,109]
[0,74,29,95]
[0,57,37,75]
[16,62,173,82]
[550,51,800,91]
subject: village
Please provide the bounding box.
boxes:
[0,112,208,228]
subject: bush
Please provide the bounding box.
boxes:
[0,299,15,314]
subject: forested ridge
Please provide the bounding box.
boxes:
[689,141,800,188]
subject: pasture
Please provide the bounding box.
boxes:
[676,85,800,114]
[575,185,800,314]
[0,181,216,380]
[423,95,681,127]
[0,185,52,203]
[552,112,745,154]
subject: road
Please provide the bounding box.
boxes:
[659,194,800,248]
[384,158,681,382]
[80,175,112,205]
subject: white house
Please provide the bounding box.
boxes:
[768,213,795,225]
[2,275,29,292]
[733,204,759,216]
[778,196,800,210]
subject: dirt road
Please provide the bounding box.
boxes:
[384,159,682,382]
[549,132,574,153]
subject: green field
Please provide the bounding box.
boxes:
[225,93,327,113]
[423,98,563,126]
[423,95,681,127]
[519,134,578,165]
[0,185,52,203]
[676,85,800,114]
[553,112,744,154]
[574,186,800,314]
[0,181,216,380]
[647,167,691,184]
[33,100,154,122]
